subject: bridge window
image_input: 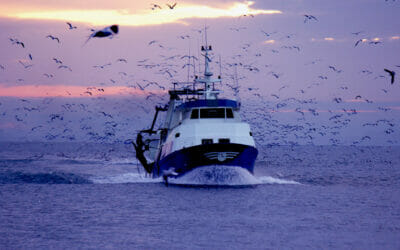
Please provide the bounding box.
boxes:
[219,138,230,144]
[226,108,234,118]
[190,109,199,119]
[202,139,213,145]
[200,108,225,118]
[191,108,235,119]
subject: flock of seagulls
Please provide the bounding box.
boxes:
[0,2,399,146]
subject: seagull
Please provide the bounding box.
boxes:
[58,65,72,71]
[0,65,5,70]
[329,65,342,73]
[18,60,33,69]
[351,31,364,35]
[354,39,363,47]
[151,3,162,10]
[116,58,127,63]
[53,58,63,64]
[177,35,190,39]
[148,40,158,45]
[261,30,277,37]
[93,63,112,69]
[84,25,119,45]
[369,41,381,45]
[9,38,25,48]
[191,28,202,34]
[46,35,60,43]
[333,97,342,103]
[66,22,77,30]
[166,2,177,9]
[384,68,395,84]
[304,14,318,23]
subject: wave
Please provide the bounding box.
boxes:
[0,171,91,184]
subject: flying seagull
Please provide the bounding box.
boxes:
[151,3,162,10]
[84,25,119,45]
[351,31,364,36]
[166,3,177,9]
[46,35,60,43]
[66,22,77,30]
[53,58,63,64]
[9,38,25,48]
[354,39,363,47]
[304,14,318,23]
[384,68,395,84]
[18,60,33,69]
[116,58,127,63]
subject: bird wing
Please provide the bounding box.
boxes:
[18,60,24,66]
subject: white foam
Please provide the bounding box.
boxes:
[167,165,260,186]
[90,166,300,186]
[257,176,300,185]
[90,173,161,184]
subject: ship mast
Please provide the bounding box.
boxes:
[194,28,221,100]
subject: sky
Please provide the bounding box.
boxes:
[0,0,399,145]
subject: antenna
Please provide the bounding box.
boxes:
[234,64,240,102]
[193,25,221,100]
[219,54,222,81]
[197,38,201,78]
[187,39,191,83]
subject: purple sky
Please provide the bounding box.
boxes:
[0,0,399,145]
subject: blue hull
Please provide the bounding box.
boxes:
[153,143,258,178]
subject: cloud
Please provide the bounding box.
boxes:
[2,1,282,27]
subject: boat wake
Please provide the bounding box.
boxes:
[90,165,300,186]
[167,165,300,186]
[90,173,161,184]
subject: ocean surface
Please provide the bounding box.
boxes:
[1,142,400,249]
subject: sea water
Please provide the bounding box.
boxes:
[0,142,399,249]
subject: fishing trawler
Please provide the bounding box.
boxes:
[132,40,258,183]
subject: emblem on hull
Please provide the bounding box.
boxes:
[204,152,239,162]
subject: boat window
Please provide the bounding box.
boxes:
[226,108,234,118]
[202,139,213,145]
[200,108,225,118]
[219,138,230,144]
[190,109,199,119]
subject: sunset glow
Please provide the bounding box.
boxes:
[0,85,163,98]
[3,2,281,26]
